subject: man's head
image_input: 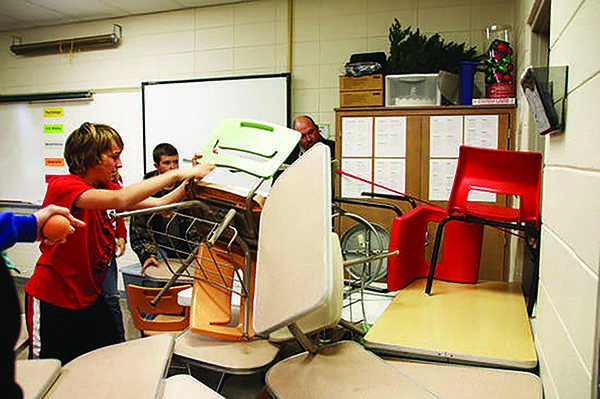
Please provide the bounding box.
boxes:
[152,143,179,175]
[65,122,124,178]
[294,115,322,150]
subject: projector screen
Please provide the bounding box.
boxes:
[142,74,290,194]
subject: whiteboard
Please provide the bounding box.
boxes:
[142,74,290,194]
[0,90,143,204]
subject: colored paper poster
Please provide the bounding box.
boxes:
[43,124,64,134]
[44,158,65,167]
[43,107,64,117]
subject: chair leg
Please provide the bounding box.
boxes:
[215,372,230,393]
[425,218,451,295]
[525,231,541,316]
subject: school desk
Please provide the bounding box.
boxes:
[385,359,542,398]
[364,278,537,369]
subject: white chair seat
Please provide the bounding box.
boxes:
[174,329,280,374]
[44,334,174,398]
[266,341,435,398]
[15,358,61,399]
[161,374,224,399]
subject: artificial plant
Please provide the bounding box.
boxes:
[388,18,481,74]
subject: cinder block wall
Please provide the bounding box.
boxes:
[514,0,600,397]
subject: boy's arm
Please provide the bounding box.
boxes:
[75,163,214,211]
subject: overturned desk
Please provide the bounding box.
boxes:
[364,279,537,369]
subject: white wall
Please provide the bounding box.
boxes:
[0,0,514,133]
[514,0,600,397]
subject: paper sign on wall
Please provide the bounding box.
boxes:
[341,158,371,198]
[341,117,372,157]
[44,107,64,117]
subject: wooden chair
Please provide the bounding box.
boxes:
[127,284,191,336]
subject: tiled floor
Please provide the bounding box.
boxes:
[13,278,395,398]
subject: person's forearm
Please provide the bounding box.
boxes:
[116,170,182,209]
[0,212,37,250]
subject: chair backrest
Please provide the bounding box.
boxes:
[127,284,191,333]
[197,119,300,178]
[253,144,343,336]
[447,146,542,225]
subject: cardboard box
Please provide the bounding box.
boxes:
[340,90,384,107]
[339,74,383,91]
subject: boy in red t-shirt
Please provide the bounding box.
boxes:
[25,122,214,364]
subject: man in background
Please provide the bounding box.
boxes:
[286,115,335,164]
[273,115,336,183]
[130,143,190,273]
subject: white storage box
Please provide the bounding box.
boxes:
[385,73,441,107]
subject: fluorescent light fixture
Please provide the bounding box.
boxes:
[0,91,93,103]
[10,25,121,56]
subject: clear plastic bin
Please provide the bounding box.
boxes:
[385,73,441,107]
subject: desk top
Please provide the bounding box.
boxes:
[45,334,173,398]
[364,279,537,369]
[385,359,541,398]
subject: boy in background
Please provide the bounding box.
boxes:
[130,143,195,274]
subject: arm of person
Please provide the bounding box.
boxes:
[75,163,214,211]
[115,217,127,257]
[129,214,159,266]
[0,212,37,250]
[0,205,85,250]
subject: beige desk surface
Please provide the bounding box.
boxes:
[174,329,280,374]
[364,279,537,369]
[15,359,61,399]
[161,374,224,399]
[385,359,542,398]
[45,334,173,399]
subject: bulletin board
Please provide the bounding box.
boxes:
[0,89,143,204]
[142,73,290,194]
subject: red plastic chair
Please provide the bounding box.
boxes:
[387,205,484,291]
[424,146,542,313]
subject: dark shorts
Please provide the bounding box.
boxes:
[26,294,120,365]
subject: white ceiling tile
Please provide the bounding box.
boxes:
[0,0,253,32]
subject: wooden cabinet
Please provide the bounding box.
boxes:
[334,105,516,281]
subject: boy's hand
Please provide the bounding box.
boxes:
[115,238,126,257]
[141,256,159,275]
[181,162,215,180]
[35,205,86,242]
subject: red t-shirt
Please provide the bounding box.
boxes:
[25,175,120,309]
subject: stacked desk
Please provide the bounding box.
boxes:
[364,279,537,369]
